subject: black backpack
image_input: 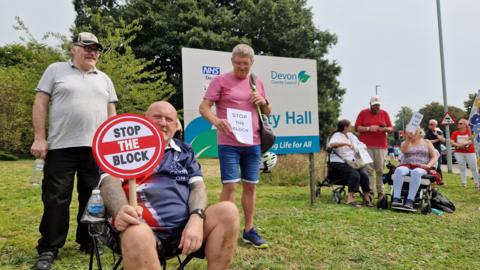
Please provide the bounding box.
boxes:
[431,189,456,213]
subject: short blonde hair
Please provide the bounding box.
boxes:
[417,128,425,138]
[232,44,254,61]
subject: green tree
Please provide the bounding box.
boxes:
[0,17,68,156]
[75,13,176,114]
[74,0,344,145]
[0,44,66,156]
[1,15,175,155]
[73,0,120,39]
[464,92,476,116]
[418,102,467,130]
[393,106,413,132]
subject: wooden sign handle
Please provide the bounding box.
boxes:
[128,179,137,208]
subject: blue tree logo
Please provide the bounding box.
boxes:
[298,70,311,83]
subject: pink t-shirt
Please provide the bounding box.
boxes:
[203,72,267,146]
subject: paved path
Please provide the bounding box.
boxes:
[442,164,472,177]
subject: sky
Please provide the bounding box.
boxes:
[0,0,76,47]
[309,0,480,122]
[2,0,480,123]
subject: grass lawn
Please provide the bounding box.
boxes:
[1,159,479,269]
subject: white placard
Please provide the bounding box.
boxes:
[353,137,373,164]
[406,111,423,133]
[227,108,253,144]
[358,147,373,164]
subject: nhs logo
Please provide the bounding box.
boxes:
[202,66,221,75]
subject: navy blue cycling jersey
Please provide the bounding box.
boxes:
[102,139,203,239]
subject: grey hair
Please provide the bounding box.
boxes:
[232,44,255,61]
[429,119,438,125]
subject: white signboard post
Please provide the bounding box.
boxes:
[182,48,319,157]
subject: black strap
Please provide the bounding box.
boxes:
[249,73,264,124]
[331,147,349,163]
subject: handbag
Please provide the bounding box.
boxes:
[250,74,276,153]
[332,147,366,170]
[346,154,366,169]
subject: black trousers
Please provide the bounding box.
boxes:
[329,162,371,193]
[436,155,443,178]
[37,147,100,254]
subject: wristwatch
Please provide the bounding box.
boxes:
[190,208,206,220]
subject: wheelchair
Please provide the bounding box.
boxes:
[83,211,203,270]
[380,161,440,215]
[315,149,369,204]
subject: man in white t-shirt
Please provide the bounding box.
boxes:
[30,32,118,270]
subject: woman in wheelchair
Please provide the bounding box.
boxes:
[391,128,438,211]
[328,119,372,207]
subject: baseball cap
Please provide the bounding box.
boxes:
[370,96,381,106]
[75,32,103,50]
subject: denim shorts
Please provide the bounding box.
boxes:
[218,145,261,184]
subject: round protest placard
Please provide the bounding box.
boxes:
[92,114,165,179]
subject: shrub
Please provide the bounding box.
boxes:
[0,150,19,161]
[260,152,327,186]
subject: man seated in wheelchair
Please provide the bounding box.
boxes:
[391,128,442,211]
[100,101,240,270]
[327,119,373,207]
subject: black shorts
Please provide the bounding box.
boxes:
[100,223,205,262]
[158,233,205,260]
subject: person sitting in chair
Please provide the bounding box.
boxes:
[100,101,239,270]
[391,128,438,211]
[327,119,372,207]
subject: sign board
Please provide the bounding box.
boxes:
[406,111,423,133]
[440,112,456,125]
[182,47,319,157]
[92,114,165,179]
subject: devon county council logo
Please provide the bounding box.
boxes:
[271,70,311,85]
[298,70,310,83]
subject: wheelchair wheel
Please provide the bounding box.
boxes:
[332,190,342,204]
[315,183,321,198]
[377,194,389,209]
[420,197,431,215]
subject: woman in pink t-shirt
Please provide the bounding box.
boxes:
[198,44,272,248]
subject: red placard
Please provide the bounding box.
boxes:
[92,114,165,179]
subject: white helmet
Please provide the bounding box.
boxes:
[259,152,277,173]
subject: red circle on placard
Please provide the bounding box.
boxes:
[92,114,165,179]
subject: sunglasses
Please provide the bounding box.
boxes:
[74,43,101,53]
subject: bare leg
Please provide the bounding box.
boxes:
[220,182,237,202]
[241,182,256,231]
[204,201,240,270]
[121,223,161,270]
[346,192,355,204]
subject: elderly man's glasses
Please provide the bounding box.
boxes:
[74,43,101,53]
